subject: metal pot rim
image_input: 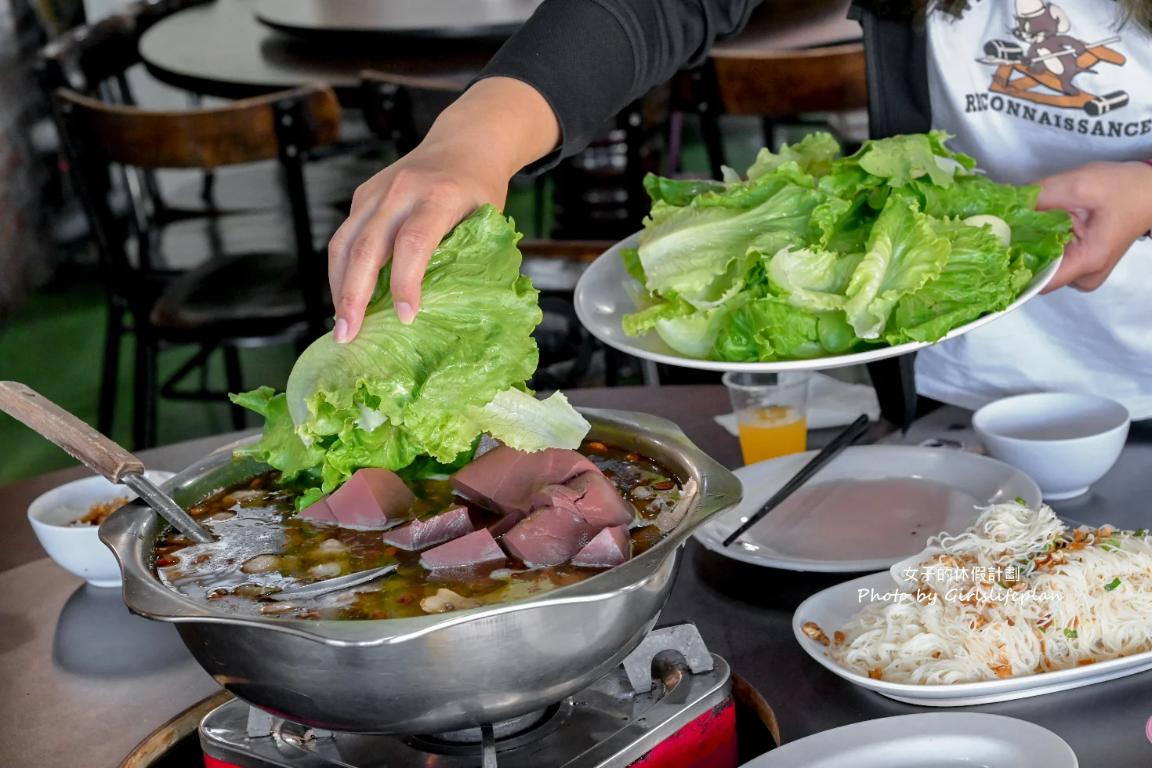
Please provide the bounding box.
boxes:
[100,407,742,647]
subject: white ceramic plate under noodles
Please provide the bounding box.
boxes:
[793,570,1152,706]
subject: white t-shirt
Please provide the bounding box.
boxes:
[917,0,1152,418]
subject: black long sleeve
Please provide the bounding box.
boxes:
[479,0,761,169]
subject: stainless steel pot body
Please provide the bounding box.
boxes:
[100,409,742,734]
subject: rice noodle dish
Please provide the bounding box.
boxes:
[806,502,1152,684]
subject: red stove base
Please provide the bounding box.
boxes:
[631,699,737,768]
[199,625,744,768]
[202,701,736,768]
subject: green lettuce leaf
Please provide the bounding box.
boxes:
[901,173,1072,276]
[635,177,824,308]
[621,247,647,284]
[843,200,952,339]
[229,386,323,482]
[642,174,727,206]
[767,246,863,312]
[884,219,1015,344]
[1002,206,1073,276]
[819,131,975,200]
[747,132,841,180]
[466,390,591,452]
[621,296,694,336]
[622,295,744,359]
[855,131,974,188]
[713,299,826,361]
[233,205,588,495]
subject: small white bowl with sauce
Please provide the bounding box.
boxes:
[28,471,175,587]
[973,393,1129,500]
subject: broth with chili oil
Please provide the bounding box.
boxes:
[154,441,682,620]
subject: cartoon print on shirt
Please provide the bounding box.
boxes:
[977,0,1128,116]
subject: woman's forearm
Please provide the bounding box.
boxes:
[480,0,761,166]
[421,77,561,180]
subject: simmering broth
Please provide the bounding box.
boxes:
[154,442,681,620]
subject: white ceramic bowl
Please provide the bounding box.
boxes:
[973,393,1129,500]
[27,471,175,587]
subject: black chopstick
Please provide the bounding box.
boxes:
[723,413,872,547]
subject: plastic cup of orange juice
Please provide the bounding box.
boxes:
[722,371,811,465]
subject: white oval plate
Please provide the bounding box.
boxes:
[794,570,1152,706]
[744,713,1077,767]
[573,233,1061,372]
[693,446,1040,573]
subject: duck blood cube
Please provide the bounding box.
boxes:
[528,483,583,515]
[530,472,635,528]
[297,496,337,525]
[571,525,631,568]
[502,505,601,567]
[486,509,528,538]
[563,472,636,528]
[419,528,506,570]
[451,447,598,516]
[326,468,415,530]
[384,506,473,551]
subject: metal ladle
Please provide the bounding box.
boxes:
[0,381,214,543]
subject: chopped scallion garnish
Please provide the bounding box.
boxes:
[1063,628,1078,639]
[1105,577,1122,591]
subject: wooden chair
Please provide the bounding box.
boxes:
[37,1,357,227]
[53,84,341,448]
[36,1,223,220]
[686,41,867,177]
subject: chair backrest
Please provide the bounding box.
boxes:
[707,42,868,117]
[359,69,466,155]
[54,84,342,334]
[37,1,213,233]
[55,86,341,168]
[37,7,146,98]
[36,0,209,96]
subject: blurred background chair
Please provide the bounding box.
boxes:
[53,84,341,448]
[35,3,352,269]
[681,41,867,179]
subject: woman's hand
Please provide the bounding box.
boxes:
[1036,160,1152,293]
[328,77,560,343]
[328,142,508,339]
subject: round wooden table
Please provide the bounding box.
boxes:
[4,387,1150,767]
[138,0,861,102]
[254,0,542,40]
[138,0,502,101]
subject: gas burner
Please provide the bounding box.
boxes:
[411,703,568,753]
[200,623,741,768]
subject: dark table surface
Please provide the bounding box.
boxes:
[139,0,861,101]
[3,386,1151,766]
[253,0,541,40]
[139,0,502,101]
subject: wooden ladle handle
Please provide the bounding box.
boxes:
[0,381,145,482]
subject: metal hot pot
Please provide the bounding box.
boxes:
[100,408,742,735]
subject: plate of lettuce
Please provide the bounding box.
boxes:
[574,132,1072,372]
